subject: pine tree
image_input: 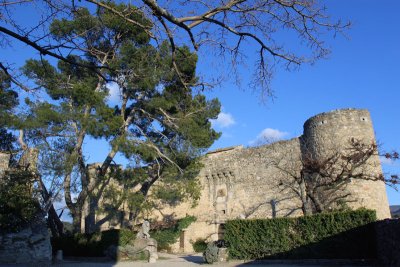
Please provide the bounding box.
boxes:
[20,3,220,233]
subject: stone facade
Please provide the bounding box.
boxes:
[0,153,10,176]
[83,108,391,253]
[0,219,52,265]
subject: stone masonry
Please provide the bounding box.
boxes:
[0,218,52,264]
[82,108,391,253]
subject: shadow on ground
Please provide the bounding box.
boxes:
[181,254,204,264]
[234,259,375,267]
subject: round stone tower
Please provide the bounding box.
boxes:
[302,108,390,219]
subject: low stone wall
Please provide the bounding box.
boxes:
[0,219,52,264]
[375,219,400,266]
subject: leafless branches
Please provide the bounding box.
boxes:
[1,0,349,97]
[133,0,349,97]
[270,138,390,215]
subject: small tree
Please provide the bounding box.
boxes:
[271,138,397,215]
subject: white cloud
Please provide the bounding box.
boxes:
[211,112,236,128]
[106,82,121,104]
[250,128,289,145]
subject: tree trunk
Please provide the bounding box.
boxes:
[298,177,312,215]
[308,193,324,213]
[47,204,64,237]
[85,194,97,234]
[71,208,82,233]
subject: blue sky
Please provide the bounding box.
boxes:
[198,0,400,204]
[1,0,399,211]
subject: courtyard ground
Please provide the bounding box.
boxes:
[0,253,375,267]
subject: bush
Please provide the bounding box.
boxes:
[151,215,196,251]
[224,209,377,260]
[51,228,136,257]
[193,238,207,252]
[0,170,41,233]
[203,240,228,264]
[52,216,197,256]
[203,241,219,264]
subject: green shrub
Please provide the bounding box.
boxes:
[193,238,207,252]
[53,216,197,256]
[203,241,219,264]
[0,170,41,233]
[151,215,196,251]
[203,240,228,264]
[51,228,136,257]
[225,209,377,260]
[150,229,177,251]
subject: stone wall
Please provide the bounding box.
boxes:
[0,219,52,264]
[82,108,391,253]
[0,152,10,176]
[152,109,390,252]
[302,109,389,219]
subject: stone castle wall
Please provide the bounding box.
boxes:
[154,109,390,252]
[83,108,391,253]
[149,139,306,252]
[302,109,389,219]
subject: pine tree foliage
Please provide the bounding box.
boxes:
[12,3,220,232]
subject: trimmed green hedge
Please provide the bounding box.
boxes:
[225,209,377,260]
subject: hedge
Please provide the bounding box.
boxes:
[224,209,377,260]
[52,216,197,256]
[51,228,136,257]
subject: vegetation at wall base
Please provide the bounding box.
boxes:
[52,216,196,256]
[150,215,196,251]
[203,240,229,264]
[192,238,207,252]
[0,170,41,234]
[51,229,136,257]
[224,209,377,260]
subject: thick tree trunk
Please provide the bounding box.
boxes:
[85,194,97,234]
[47,204,64,237]
[71,208,82,233]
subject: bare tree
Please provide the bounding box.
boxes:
[270,138,398,215]
[0,0,350,97]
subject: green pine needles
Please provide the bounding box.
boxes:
[11,2,221,233]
